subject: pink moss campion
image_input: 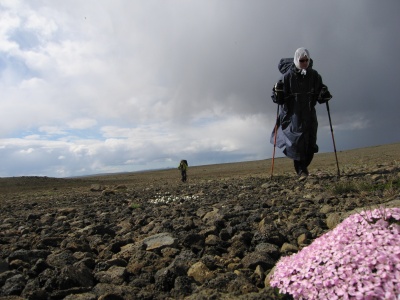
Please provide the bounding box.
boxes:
[270,207,400,299]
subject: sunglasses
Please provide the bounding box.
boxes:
[299,59,309,63]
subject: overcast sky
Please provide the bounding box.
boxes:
[1,0,399,178]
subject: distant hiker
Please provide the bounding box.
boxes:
[178,160,188,182]
[271,47,332,178]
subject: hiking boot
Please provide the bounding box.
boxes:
[297,166,309,176]
[298,171,308,181]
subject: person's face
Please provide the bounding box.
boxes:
[299,56,309,68]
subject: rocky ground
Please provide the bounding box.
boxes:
[0,143,399,300]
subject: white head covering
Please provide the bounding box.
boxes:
[294,47,310,75]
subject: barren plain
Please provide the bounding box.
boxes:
[0,143,399,299]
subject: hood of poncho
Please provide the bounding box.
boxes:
[294,47,310,72]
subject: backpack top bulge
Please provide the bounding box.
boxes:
[278,57,314,74]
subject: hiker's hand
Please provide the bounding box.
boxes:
[318,85,332,104]
[272,87,285,105]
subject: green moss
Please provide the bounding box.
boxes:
[130,203,141,209]
[331,182,359,194]
[331,179,399,195]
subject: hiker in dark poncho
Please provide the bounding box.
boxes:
[271,48,332,177]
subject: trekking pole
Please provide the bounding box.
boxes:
[270,80,283,179]
[270,104,279,179]
[326,101,340,177]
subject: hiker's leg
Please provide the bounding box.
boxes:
[294,160,301,175]
[303,132,317,172]
[299,127,316,175]
[298,161,308,176]
[307,119,318,166]
[305,152,314,168]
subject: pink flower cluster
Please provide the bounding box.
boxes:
[270,207,400,299]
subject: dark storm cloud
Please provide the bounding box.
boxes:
[155,0,400,150]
